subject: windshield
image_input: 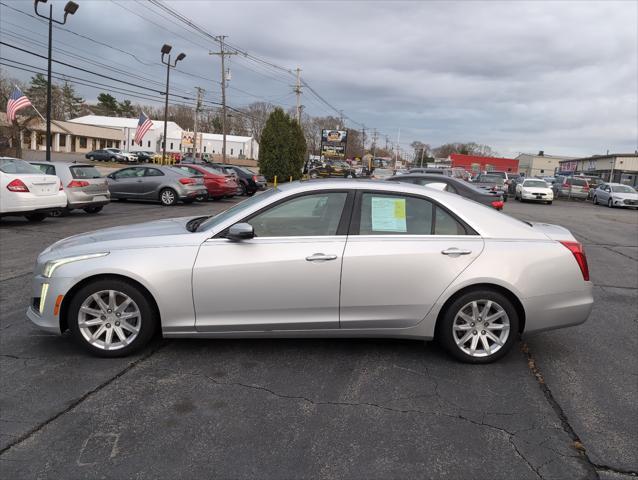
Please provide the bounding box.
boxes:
[0,158,42,174]
[612,185,636,193]
[196,189,277,232]
[523,180,548,188]
[70,165,102,179]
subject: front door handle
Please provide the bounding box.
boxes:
[441,248,472,256]
[306,253,338,262]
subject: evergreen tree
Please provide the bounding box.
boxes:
[288,119,307,179]
[258,108,293,181]
[94,93,119,116]
[60,81,84,120]
[118,99,135,117]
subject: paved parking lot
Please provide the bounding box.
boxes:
[1,197,636,479]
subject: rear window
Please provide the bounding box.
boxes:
[479,175,504,184]
[570,178,588,187]
[0,158,41,174]
[70,165,102,179]
[523,180,548,188]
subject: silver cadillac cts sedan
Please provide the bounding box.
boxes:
[27,180,593,363]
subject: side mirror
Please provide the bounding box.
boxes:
[107,173,115,179]
[227,223,254,241]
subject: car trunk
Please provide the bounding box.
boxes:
[20,174,59,196]
[528,222,576,242]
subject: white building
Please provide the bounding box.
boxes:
[516,151,577,177]
[69,115,259,159]
[69,115,183,153]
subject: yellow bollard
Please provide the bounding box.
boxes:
[274,176,278,188]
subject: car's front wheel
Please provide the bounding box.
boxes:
[437,290,519,364]
[593,196,598,205]
[67,278,157,357]
[608,198,613,208]
[159,188,177,206]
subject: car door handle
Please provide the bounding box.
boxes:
[306,253,338,262]
[441,248,472,256]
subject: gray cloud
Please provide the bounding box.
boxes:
[1,0,636,157]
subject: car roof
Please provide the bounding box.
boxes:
[29,160,93,166]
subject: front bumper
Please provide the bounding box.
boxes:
[26,274,77,334]
[521,193,553,201]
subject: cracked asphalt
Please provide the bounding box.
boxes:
[1,197,636,479]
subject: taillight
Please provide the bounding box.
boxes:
[7,179,29,192]
[560,241,590,281]
[59,183,64,190]
[252,175,258,182]
[562,182,569,188]
[583,185,590,191]
[179,177,196,185]
[491,200,504,210]
[67,180,90,188]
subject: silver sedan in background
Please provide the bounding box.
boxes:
[106,165,208,206]
[27,180,593,363]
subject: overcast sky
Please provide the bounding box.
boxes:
[1,0,637,157]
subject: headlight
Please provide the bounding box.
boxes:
[43,253,109,278]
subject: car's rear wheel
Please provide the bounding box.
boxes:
[309,170,319,179]
[238,182,248,196]
[88,155,95,161]
[437,290,519,364]
[67,279,157,357]
[159,188,177,206]
[110,156,116,161]
[24,213,47,222]
[84,206,103,214]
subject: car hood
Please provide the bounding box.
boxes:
[42,217,202,256]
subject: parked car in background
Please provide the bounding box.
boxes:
[120,151,139,162]
[30,162,110,214]
[507,175,524,196]
[409,167,449,175]
[85,149,127,162]
[552,176,590,199]
[472,173,508,201]
[542,176,557,185]
[575,175,603,198]
[175,164,238,200]
[29,180,593,363]
[592,183,638,208]
[514,178,553,204]
[385,173,505,209]
[133,151,155,163]
[0,157,66,221]
[106,165,207,206]
[210,164,266,196]
[308,160,357,179]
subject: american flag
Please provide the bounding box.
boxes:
[134,112,153,145]
[6,87,32,122]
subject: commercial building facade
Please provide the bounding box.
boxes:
[449,153,519,173]
[558,154,638,187]
[516,152,577,177]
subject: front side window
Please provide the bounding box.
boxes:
[249,192,348,237]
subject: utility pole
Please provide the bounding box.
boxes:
[385,135,390,152]
[394,128,401,169]
[209,36,237,164]
[371,128,378,160]
[361,125,366,159]
[294,67,302,123]
[338,110,344,129]
[193,87,203,158]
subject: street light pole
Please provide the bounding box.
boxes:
[34,0,79,162]
[160,44,186,163]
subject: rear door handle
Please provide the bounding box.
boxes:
[441,248,472,256]
[306,253,338,262]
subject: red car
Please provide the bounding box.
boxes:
[175,164,237,200]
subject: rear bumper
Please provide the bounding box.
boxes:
[522,285,594,334]
[67,190,110,209]
[0,191,67,215]
[179,187,208,199]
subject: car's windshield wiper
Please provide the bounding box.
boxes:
[186,216,211,232]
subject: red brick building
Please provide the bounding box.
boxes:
[450,153,519,173]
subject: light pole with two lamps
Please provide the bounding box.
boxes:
[34,0,79,162]
[160,44,185,163]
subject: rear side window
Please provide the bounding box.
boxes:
[70,166,101,179]
[434,208,467,235]
[145,168,164,177]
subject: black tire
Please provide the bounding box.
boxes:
[67,278,157,358]
[238,182,248,196]
[608,198,613,208]
[436,289,519,364]
[593,196,598,205]
[50,207,71,217]
[159,188,178,206]
[183,198,195,204]
[547,201,553,205]
[309,170,319,179]
[195,194,207,202]
[88,155,95,161]
[84,206,103,214]
[110,156,116,161]
[24,213,47,222]
[503,195,508,202]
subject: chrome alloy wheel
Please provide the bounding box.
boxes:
[161,189,176,205]
[452,300,510,358]
[78,290,141,350]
